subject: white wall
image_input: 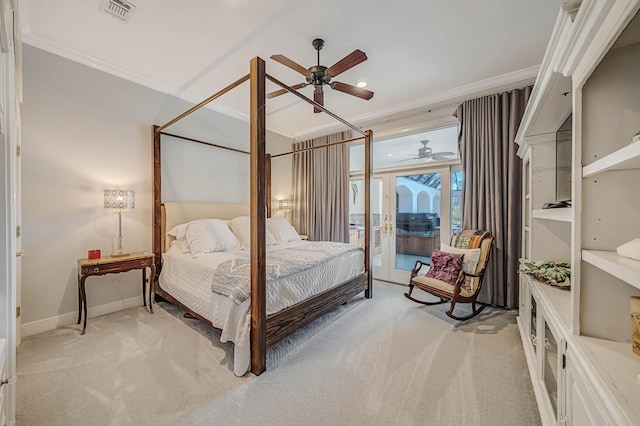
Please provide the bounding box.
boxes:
[21,46,292,333]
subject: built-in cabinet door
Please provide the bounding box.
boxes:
[565,348,608,425]
[542,319,562,422]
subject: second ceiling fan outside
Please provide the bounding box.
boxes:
[269,38,374,113]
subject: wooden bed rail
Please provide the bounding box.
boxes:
[156,74,250,133]
[152,56,373,376]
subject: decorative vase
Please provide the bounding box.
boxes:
[631,296,640,357]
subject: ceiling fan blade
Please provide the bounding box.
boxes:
[326,49,367,77]
[394,157,419,163]
[330,82,374,100]
[266,83,307,99]
[313,88,324,113]
[433,151,455,156]
[270,54,309,76]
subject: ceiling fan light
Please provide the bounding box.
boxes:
[356,81,367,88]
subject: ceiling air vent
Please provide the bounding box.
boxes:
[100,0,136,22]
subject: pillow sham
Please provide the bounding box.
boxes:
[167,223,188,240]
[229,216,277,249]
[185,219,240,258]
[267,217,301,243]
[440,243,481,275]
[425,249,464,285]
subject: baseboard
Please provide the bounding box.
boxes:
[21,296,145,338]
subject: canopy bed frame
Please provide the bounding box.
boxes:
[152,57,373,375]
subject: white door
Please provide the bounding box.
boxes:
[0,0,21,423]
[351,167,451,284]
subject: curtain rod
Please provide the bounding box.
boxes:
[266,74,366,137]
[156,74,250,133]
[159,131,250,155]
[270,135,365,158]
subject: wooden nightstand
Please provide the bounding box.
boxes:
[77,252,155,335]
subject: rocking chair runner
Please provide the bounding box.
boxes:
[404,230,494,320]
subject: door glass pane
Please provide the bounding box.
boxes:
[451,170,463,234]
[544,321,559,417]
[531,295,537,354]
[349,178,383,267]
[394,173,441,271]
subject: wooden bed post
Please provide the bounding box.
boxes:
[249,57,267,375]
[153,125,162,270]
[266,154,272,218]
[364,129,373,298]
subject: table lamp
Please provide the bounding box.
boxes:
[104,189,135,256]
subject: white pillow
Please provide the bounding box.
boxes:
[167,223,188,240]
[267,217,301,243]
[167,223,190,253]
[229,216,277,249]
[185,219,240,258]
[440,243,481,275]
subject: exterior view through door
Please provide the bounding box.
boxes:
[349,125,462,284]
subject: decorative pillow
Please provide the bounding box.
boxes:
[267,217,301,243]
[185,219,240,258]
[229,216,277,249]
[425,249,464,285]
[440,243,481,275]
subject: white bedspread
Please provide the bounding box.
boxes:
[159,240,364,375]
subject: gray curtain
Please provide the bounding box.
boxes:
[291,131,350,242]
[455,86,532,308]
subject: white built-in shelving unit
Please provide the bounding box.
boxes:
[515,1,640,425]
[532,208,573,222]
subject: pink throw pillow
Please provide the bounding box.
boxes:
[425,249,464,285]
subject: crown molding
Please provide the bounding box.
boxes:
[21,29,297,139]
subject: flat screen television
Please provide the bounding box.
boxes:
[556,114,572,202]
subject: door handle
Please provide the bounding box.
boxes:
[16,249,27,257]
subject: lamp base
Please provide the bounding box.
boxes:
[111,252,130,258]
[111,235,129,258]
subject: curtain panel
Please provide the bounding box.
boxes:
[291,131,351,242]
[455,86,532,308]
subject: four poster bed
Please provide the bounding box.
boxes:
[152,57,373,376]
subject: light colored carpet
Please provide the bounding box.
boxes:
[16,281,541,425]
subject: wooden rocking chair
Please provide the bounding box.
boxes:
[404,230,494,321]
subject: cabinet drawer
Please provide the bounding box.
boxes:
[81,258,152,275]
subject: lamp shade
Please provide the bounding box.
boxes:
[278,199,292,210]
[104,190,135,211]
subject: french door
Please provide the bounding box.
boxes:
[350,167,451,284]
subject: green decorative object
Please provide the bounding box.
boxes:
[521,261,571,290]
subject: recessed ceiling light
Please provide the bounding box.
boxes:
[356,81,367,88]
[387,153,393,157]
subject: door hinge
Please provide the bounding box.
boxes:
[16,306,20,318]
[16,145,20,157]
[16,225,20,237]
[562,353,566,369]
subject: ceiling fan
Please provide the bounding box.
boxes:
[397,140,456,162]
[268,38,374,113]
